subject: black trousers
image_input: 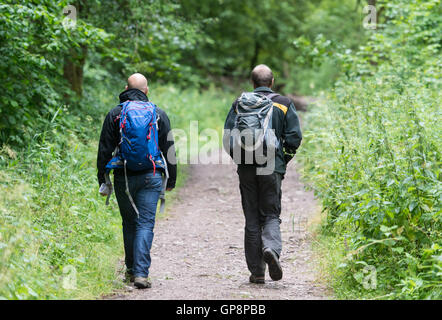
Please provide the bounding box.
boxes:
[237,165,283,276]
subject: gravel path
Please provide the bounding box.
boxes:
[106,152,330,300]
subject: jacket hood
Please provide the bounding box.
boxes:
[119,88,149,103]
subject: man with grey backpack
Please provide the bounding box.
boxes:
[223,64,302,284]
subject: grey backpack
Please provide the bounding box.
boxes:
[230,92,279,165]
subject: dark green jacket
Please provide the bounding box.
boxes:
[223,86,302,175]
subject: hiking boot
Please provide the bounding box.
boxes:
[249,274,265,284]
[134,277,152,289]
[263,248,283,281]
[124,271,135,283]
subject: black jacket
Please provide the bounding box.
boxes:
[223,86,302,175]
[96,88,177,189]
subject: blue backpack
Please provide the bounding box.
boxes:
[104,100,168,216]
[119,100,164,172]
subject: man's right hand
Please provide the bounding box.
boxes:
[99,183,111,196]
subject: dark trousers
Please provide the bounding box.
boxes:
[237,166,283,276]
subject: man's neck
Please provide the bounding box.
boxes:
[254,86,273,92]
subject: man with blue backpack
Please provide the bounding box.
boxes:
[97,73,176,289]
[223,64,302,284]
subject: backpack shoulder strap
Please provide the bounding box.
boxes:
[267,93,280,100]
[267,93,288,115]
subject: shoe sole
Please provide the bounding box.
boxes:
[134,279,152,289]
[134,282,151,289]
[251,280,265,284]
[263,249,283,281]
[249,276,265,284]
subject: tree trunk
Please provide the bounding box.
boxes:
[250,40,261,70]
[63,0,88,99]
[63,44,87,98]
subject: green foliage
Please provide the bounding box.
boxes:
[180,0,308,80]
[0,0,109,145]
[151,84,233,136]
[0,107,123,299]
[287,0,366,94]
[298,0,441,299]
[81,0,203,85]
[0,0,369,147]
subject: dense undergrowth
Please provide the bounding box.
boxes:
[298,0,441,299]
[0,76,233,299]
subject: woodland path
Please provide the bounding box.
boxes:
[106,151,330,300]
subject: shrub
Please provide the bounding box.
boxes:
[298,0,441,299]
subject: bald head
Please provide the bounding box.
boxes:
[251,64,274,88]
[126,73,149,94]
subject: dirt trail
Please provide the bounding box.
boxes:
[107,152,330,300]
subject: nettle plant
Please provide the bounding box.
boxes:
[298,0,441,299]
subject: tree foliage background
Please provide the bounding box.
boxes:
[0,0,367,146]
